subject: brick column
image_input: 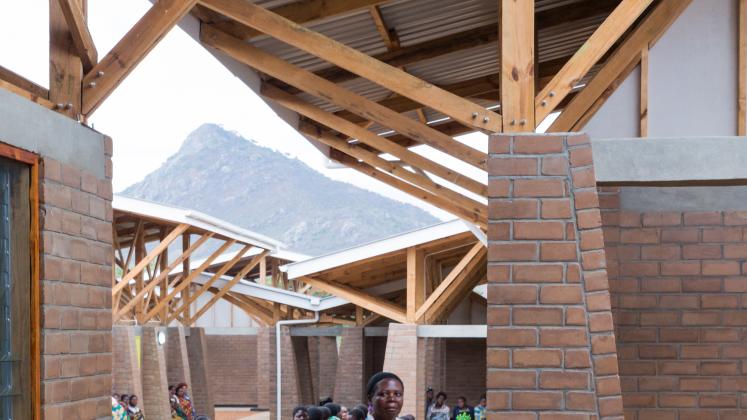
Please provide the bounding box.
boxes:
[334,327,365,408]
[39,139,114,419]
[256,327,274,410]
[165,326,191,389]
[487,133,623,419]
[382,324,424,418]
[186,327,215,419]
[310,336,338,403]
[112,326,143,400]
[140,326,170,419]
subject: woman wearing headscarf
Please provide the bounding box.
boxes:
[366,372,404,420]
[126,395,144,420]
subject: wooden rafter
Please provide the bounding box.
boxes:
[202,25,487,169]
[57,0,98,72]
[114,232,213,322]
[305,130,487,227]
[639,46,649,136]
[550,0,693,132]
[500,0,535,131]
[199,0,503,133]
[295,121,487,222]
[369,5,399,51]
[112,223,189,295]
[415,242,485,321]
[190,250,269,323]
[82,0,198,116]
[222,292,272,325]
[166,244,253,323]
[535,0,653,124]
[260,83,487,197]
[299,276,407,323]
[142,239,236,323]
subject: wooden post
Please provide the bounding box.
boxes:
[260,256,267,285]
[739,0,746,135]
[49,0,85,118]
[499,0,535,131]
[640,46,649,137]
[134,223,145,322]
[182,233,191,324]
[159,227,169,324]
[406,247,425,323]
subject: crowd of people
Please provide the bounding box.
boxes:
[292,372,487,420]
[111,382,207,420]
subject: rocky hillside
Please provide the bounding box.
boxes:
[122,124,439,255]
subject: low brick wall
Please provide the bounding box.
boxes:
[206,335,257,406]
[601,188,747,418]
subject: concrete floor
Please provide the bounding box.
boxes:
[214,408,269,420]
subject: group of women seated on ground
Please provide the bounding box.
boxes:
[111,382,203,419]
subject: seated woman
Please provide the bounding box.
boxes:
[174,383,194,420]
[126,395,145,420]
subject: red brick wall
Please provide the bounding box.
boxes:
[334,327,365,409]
[601,188,747,418]
[206,335,257,406]
[443,338,486,407]
[487,133,624,419]
[186,328,215,419]
[309,336,338,403]
[40,138,114,419]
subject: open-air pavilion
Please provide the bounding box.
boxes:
[3,0,747,419]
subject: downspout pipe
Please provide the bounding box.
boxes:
[276,311,320,420]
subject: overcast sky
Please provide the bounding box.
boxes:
[0,1,516,220]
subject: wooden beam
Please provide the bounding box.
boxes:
[191,251,269,323]
[0,65,49,99]
[740,0,747,136]
[415,242,485,321]
[82,0,198,116]
[222,292,272,325]
[320,314,357,326]
[369,5,399,51]
[308,133,488,227]
[640,46,649,137]
[0,80,55,110]
[550,0,692,132]
[199,0,502,133]
[49,0,84,118]
[500,0,534,131]
[296,121,487,222]
[114,232,212,322]
[57,0,98,72]
[406,247,425,323]
[536,0,653,124]
[261,83,487,197]
[299,276,407,323]
[202,26,487,169]
[571,58,639,132]
[199,0,388,41]
[166,244,252,323]
[142,239,236,323]
[112,223,189,295]
[134,222,146,320]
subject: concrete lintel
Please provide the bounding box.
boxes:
[0,89,106,178]
[290,326,342,336]
[417,324,486,338]
[592,136,747,183]
[203,327,259,336]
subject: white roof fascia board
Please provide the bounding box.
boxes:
[281,220,469,279]
[462,220,487,247]
[417,324,487,338]
[113,194,284,251]
[193,272,347,311]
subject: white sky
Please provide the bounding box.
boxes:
[0,1,555,220]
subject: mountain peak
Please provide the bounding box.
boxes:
[123,124,439,255]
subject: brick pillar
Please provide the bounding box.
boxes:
[186,327,215,419]
[39,142,114,419]
[165,326,191,389]
[112,326,143,399]
[256,327,274,410]
[310,336,338,403]
[382,324,423,418]
[140,326,170,419]
[334,327,365,408]
[292,336,315,405]
[487,133,623,419]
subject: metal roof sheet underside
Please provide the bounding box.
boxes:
[251,2,608,119]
